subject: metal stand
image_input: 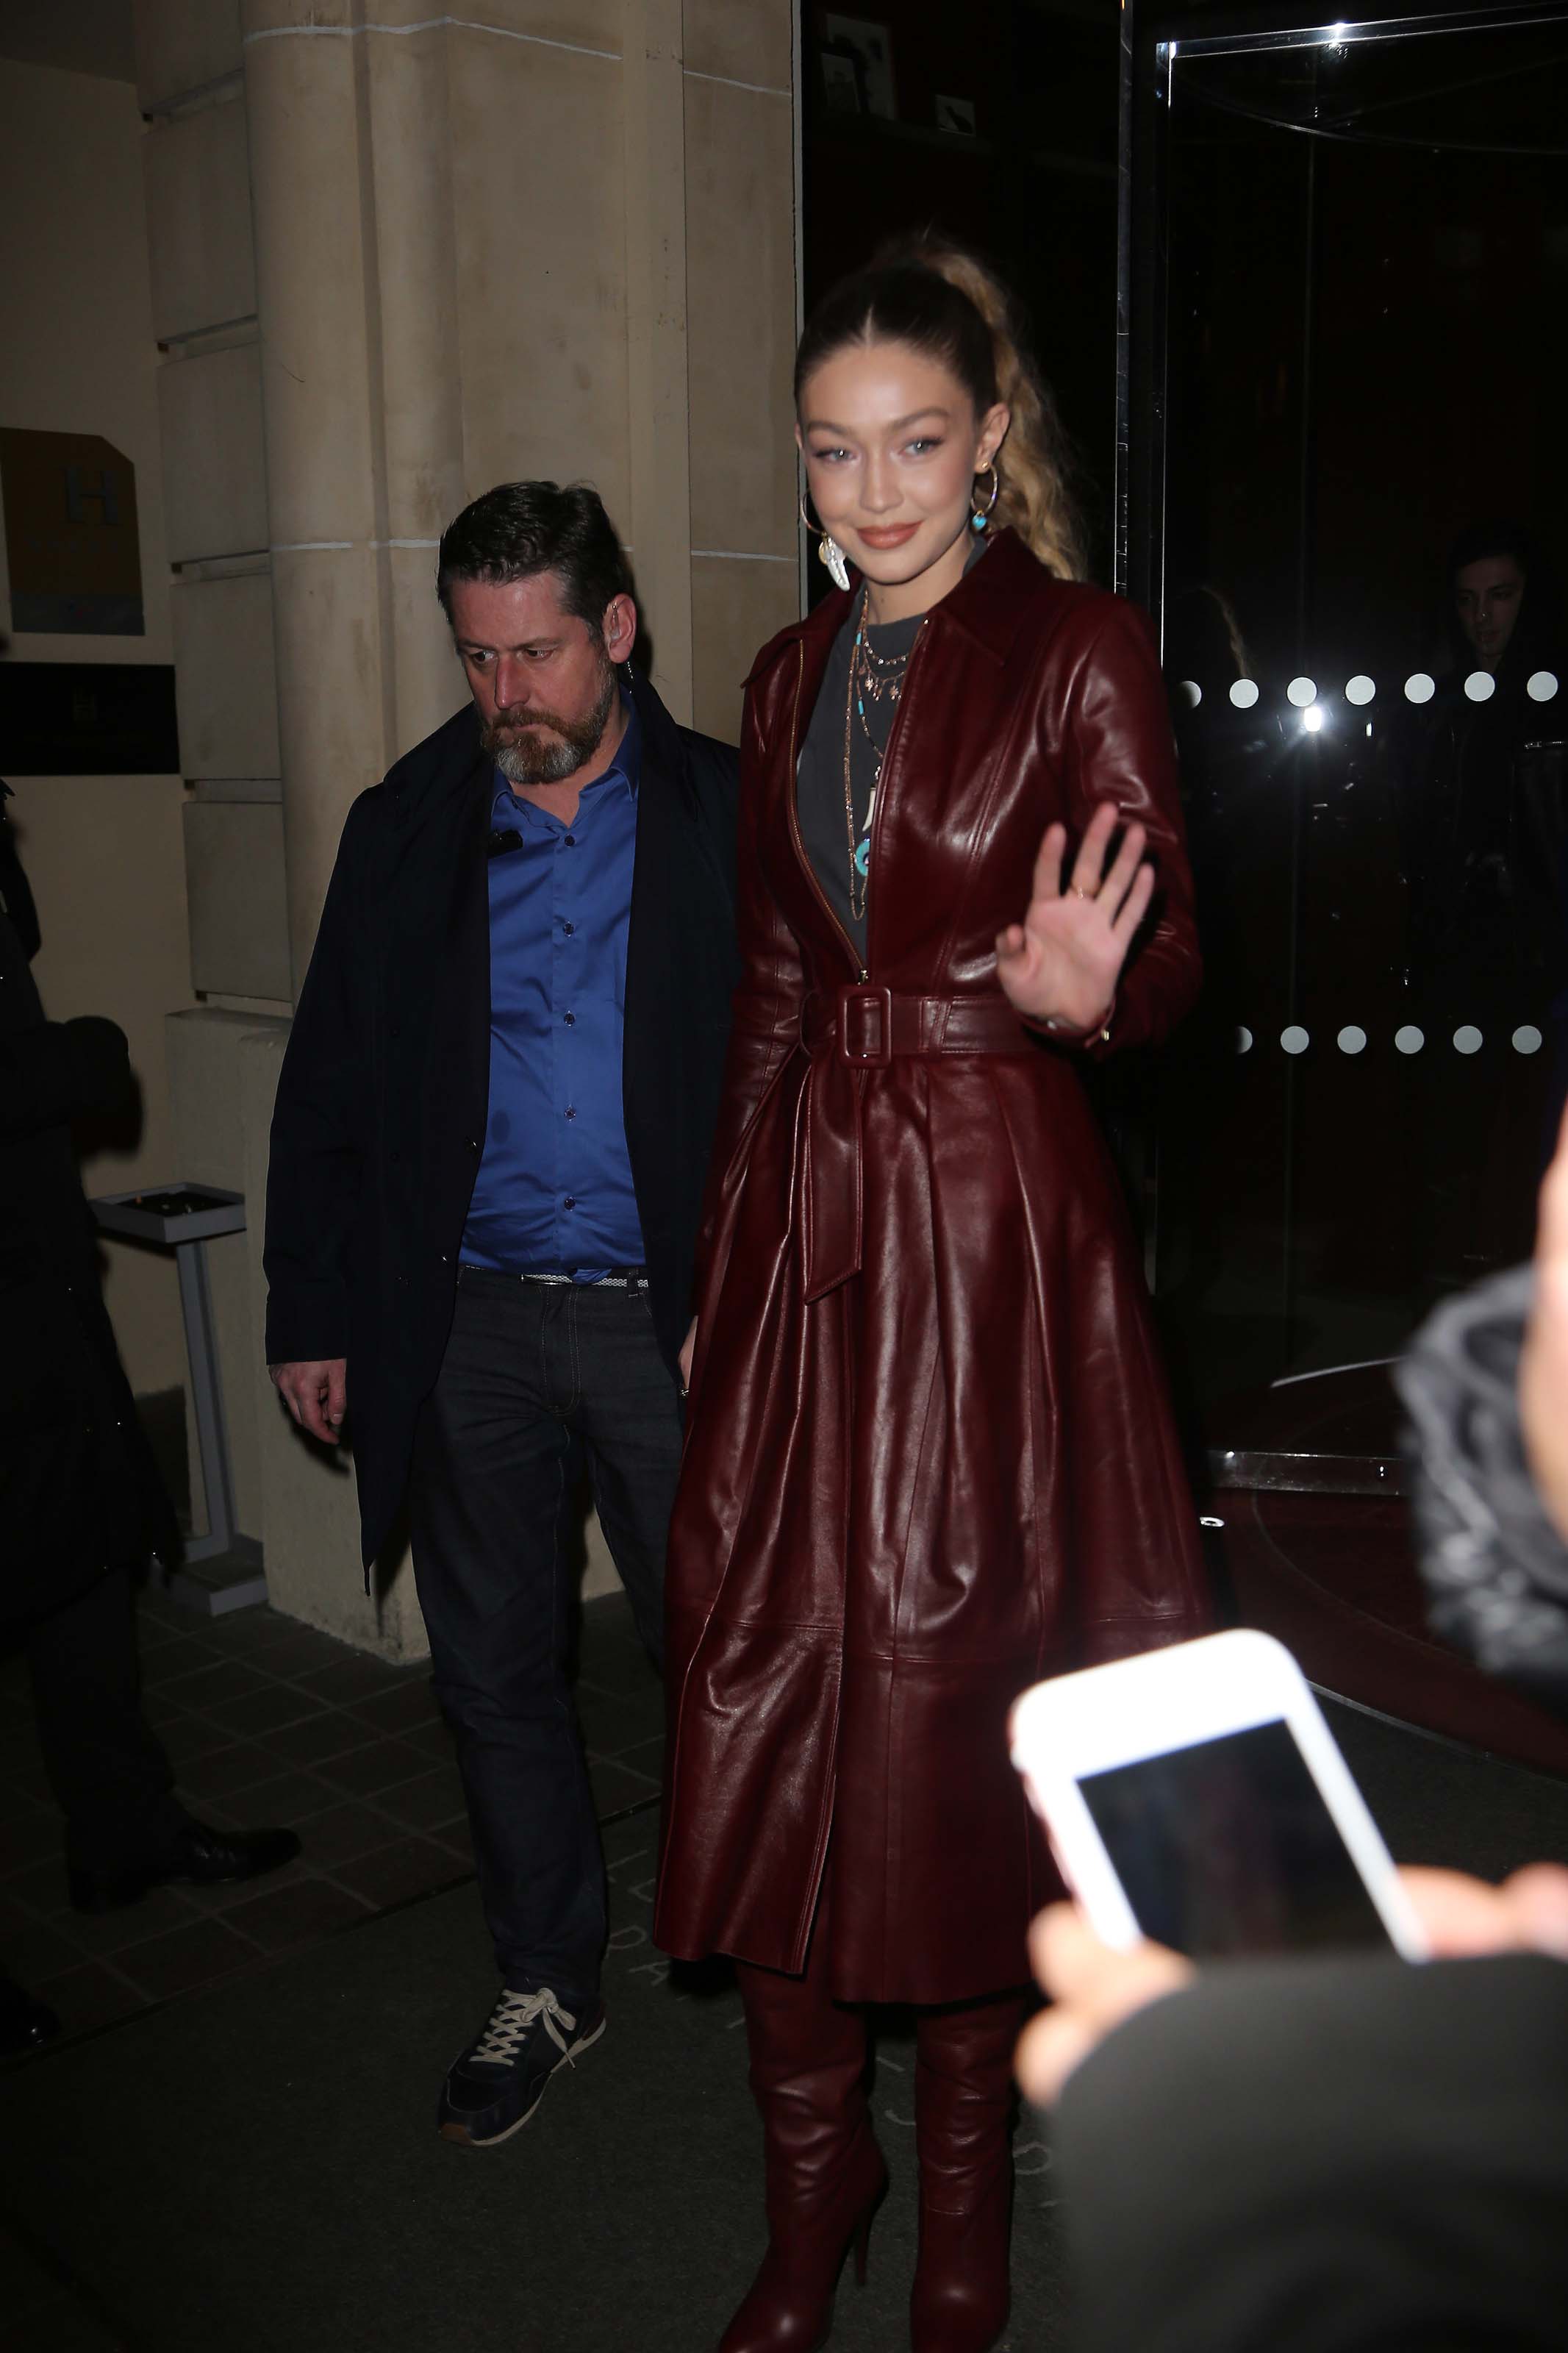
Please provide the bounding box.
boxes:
[90,1183,268,1617]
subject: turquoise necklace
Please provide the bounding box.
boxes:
[842,593,921,922]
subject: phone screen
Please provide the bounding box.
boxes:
[1077,1720,1393,1959]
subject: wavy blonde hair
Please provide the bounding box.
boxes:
[794,236,1086,582]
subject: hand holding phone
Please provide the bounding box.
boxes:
[1009,1629,1429,1963]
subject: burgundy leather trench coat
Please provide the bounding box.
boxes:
[654,530,1209,2005]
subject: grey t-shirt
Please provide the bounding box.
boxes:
[795,590,923,963]
[795,536,989,962]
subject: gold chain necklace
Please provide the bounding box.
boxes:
[842,590,921,925]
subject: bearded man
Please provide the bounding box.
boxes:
[263,482,739,2143]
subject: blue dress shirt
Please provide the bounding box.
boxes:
[460,701,645,1279]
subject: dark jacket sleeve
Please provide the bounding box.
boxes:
[262,794,374,1363]
[0,1015,131,1143]
[1053,1950,1568,2353]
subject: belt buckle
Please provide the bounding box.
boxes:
[838,982,893,1067]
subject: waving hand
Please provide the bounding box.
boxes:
[995,801,1154,1035]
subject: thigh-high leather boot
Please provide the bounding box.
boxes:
[909,1992,1029,2353]
[720,1927,887,2352]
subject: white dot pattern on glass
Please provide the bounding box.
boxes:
[1176,679,1201,708]
[1463,671,1496,703]
[1235,1019,1545,1057]
[1286,677,1317,708]
[1229,679,1260,709]
[1345,676,1375,706]
[1528,671,1560,702]
[1404,674,1435,704]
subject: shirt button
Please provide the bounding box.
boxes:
[562,921,575,935]
[564,1196,576,1210]
[565,1106,576,1120]
[564,1012,576,1026]
[565,835,576,846]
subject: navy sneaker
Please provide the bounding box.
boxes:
[437,1985,606,2146]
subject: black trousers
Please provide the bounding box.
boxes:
[408,1268,680,2004]
[18,1562,184,1873]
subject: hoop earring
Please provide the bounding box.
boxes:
[970,460,1000,533]
[799,488,851,593]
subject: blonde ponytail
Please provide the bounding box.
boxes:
[910,241,1086,582]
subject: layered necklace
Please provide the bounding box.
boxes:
[843,590,923,924]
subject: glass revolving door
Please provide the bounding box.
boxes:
[1125,5,1568,1485]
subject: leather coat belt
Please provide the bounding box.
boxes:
[797,984,1031,1301]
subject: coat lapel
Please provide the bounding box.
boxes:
[623,671,720,1050]
[423,730,493,1206]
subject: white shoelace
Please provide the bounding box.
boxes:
[469,1985,576,2070]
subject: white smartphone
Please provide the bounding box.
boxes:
[1009,1629,1430,1962]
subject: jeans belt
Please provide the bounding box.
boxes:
[795,987,1031,1304]
[464,1265,648,1288]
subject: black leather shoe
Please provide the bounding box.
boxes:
[68,1819,301,1913]
[437,1985,606,2146]
[0,1971,61,2057]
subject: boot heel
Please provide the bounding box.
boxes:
[852,2197,875,2288]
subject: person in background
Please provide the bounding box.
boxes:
[1016,1108,1568,2353]
[654,240,1207,2353]
[1395,521,1568,1294]
[0,786,298,2057]
[264,483,739,2149]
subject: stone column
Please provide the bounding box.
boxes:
[624,0,694,721]
[682,1,801,732]
[362,19,468,758]
[242,3,393,991]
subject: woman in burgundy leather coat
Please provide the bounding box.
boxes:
[654,243,1210,2352]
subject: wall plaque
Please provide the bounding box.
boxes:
[0,427,145,635]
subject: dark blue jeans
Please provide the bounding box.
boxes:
[409,1268,679,2004]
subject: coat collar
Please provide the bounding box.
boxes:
[748,526,1045,687]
